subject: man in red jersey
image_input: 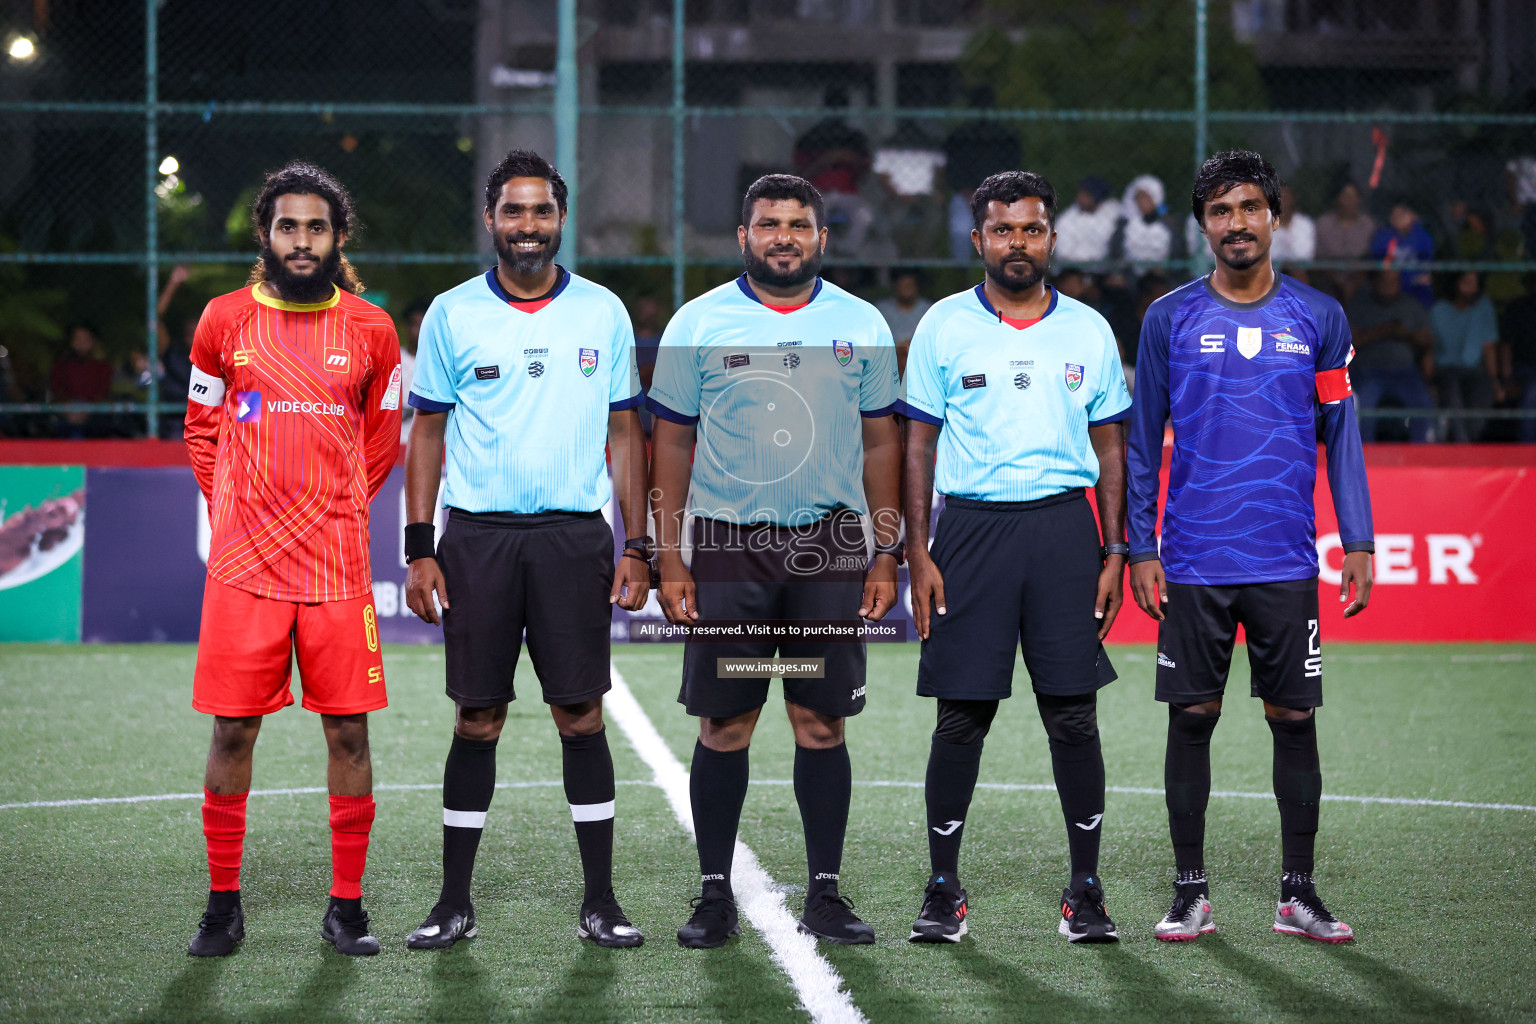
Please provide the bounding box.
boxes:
[182,162,401,957]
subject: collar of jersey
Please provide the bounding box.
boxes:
[736,274,823,309]
[485,265,570,306]
[973,282,1057,322]
[1200,271,1283,312]
[251,283,341,312]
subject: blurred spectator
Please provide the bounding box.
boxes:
[399,297,429,445]
[1054,175,1120,265]
[942,106,1021,261]
[1116,175,1172,264]
[1498,273,1536,443]
[110,348,161,437]
[1430,272,1499,442]
[1316,182,1376,261]
[50,325,113,438]
[1347,270,1435,442]
[1370,201,1436,307]
[794,88,874,256]
[155,265,195,439]
[1445,199,1490,259]
[1271,184,1316,275]
[1508,157,1536,259]
[875,268,931,375]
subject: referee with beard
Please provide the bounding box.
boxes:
[899,171,1132,945]
[401,150,651,950]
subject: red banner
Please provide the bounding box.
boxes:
[1109,445,1536,643]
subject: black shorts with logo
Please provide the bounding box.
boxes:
[438,508,614,708]
[916,491,1117,701]
[1154,578,1323,709]
[678,512,868,719]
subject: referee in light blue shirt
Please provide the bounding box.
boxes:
[399,150,650,951]
[898,171,1131,945]
[648,174,902,948]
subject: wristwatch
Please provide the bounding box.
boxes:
[870,539,905,572]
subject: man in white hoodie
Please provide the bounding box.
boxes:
[1120,175,1173,264]
[1054,175,1121,265]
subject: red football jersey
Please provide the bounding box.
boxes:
[185,283,402,603]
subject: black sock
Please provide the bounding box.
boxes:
[1268,715,1321,876]
[1165,707,1219,874]
[440,733,497,909]
[1048,732,1105,885]
[690,741,749,897]
[561,728,616,904]
[925,735,983,883]
[794,743,852,899]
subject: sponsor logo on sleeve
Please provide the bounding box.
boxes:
[1064,363,1084,392]
[962,373,987,389]
[474,365,501,380]
[579,347,599,377]
[381,365,402,409]
[833,339,853,366]
[187,364,226,407]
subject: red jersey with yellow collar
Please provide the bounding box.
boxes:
[184,283,401,603]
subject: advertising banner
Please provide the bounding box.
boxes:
[0,466,85,642]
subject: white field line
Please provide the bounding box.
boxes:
[604,663,867,1024]
[5,778,1531,816]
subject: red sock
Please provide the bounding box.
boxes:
[329,794,376,899]
[202,789,247,892]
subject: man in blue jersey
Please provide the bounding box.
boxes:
[1128,150,1374,944]
[648,174,902,948]
[400,150,651,950]
[900,171,1131,945]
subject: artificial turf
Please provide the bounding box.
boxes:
[0,643,1531,1022]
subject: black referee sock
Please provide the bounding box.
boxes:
[925,735,984,880]
[560,728,616,904]
[1267,714,1322,876]
[690,741,749,896]
[794,743,852,899]
[1165,707,1220,874]
[1048,733,1106,884]
[440,733,498,910]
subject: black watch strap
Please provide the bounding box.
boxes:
[623,535,655,561]
[873,539,906,565]
[1102,542,1131,558]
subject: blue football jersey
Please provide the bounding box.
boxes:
[1127,274,1374,585]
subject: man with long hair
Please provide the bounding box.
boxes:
[183,161,401,957]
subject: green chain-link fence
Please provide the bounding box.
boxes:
[2,0,1534,438]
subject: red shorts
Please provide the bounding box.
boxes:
[192,577,388,717]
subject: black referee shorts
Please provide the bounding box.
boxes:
[917,492,1117,701]
[438,508,614,708]
[1154,578,1323,710]
[679,512,867,720]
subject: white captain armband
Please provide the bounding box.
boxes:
[187,363,226,407]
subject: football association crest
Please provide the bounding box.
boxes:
[1236,326,1263,360]
[579,348,599,377]
[833,339,853,366]
[1064,363,1084,392]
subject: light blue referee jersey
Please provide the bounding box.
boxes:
[898,284,1131,502]
[646,276,899,526]
[408,267,642,513]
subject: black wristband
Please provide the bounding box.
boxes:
[404,522,436,563]
[1102,542,1131,558]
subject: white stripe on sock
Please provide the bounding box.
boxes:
[443,808,487,828]
[570,800,615,822]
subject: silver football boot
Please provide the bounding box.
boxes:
[1153,885,1216,942]
[1273,890,1354,943]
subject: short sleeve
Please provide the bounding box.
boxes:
[407,296,456,412]
[645,307,702,424]
[896,307,944,425]
[859,317,900,416]
[1086,319,1132,425]
[608,299,643,411]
